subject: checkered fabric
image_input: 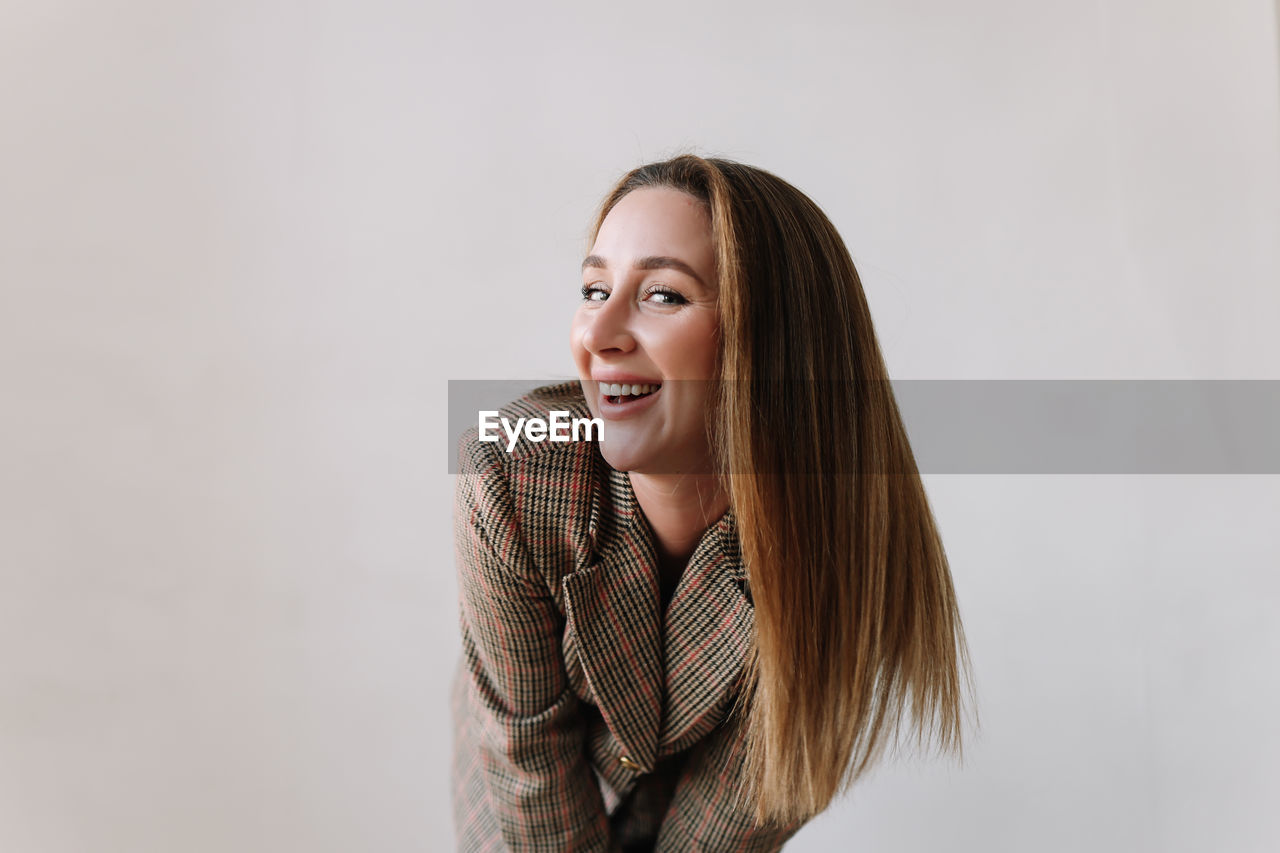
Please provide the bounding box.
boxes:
[450,382,806,852]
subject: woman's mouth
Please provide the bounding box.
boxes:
[601,382,661,405]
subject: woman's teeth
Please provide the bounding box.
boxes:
[603,383,659,397]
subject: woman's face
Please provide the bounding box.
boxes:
[571,186,720,475]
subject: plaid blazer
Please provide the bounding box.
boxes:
[450,382,806,852]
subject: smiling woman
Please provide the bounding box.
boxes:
[573,185,727,589]
[450,154,977,852]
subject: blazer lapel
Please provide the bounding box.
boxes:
[561,464,664,774]
[659,509,754,753]
[561,462,756,771]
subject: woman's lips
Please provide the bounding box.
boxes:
[597,383,661,418]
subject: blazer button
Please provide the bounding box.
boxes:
[618,755,644,772]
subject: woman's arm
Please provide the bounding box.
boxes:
[454,434,620,852]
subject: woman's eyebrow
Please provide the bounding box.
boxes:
[581,254,707,287]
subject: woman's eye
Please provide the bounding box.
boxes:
[645,286,687,306]
[580,284,608,302]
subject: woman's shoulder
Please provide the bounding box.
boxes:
[456,379,597,466]
[455,380,604,523]
[455,381,606,592]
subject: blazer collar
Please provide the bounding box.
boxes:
[561,460,754,773]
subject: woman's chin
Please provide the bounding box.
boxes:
[597,443,651,474]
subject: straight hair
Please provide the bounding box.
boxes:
[588,154,978,825]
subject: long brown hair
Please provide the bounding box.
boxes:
[588,154,978,825]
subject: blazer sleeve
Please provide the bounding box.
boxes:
[454,434,621,852]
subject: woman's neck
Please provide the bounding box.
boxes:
[628,471,730,571]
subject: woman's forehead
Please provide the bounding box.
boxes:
[592,188,713,266]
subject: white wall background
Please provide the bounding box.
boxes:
[2,1,1278,851]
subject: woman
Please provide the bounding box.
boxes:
[450,154,976,852]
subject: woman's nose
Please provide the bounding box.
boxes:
[581,297,637,355]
